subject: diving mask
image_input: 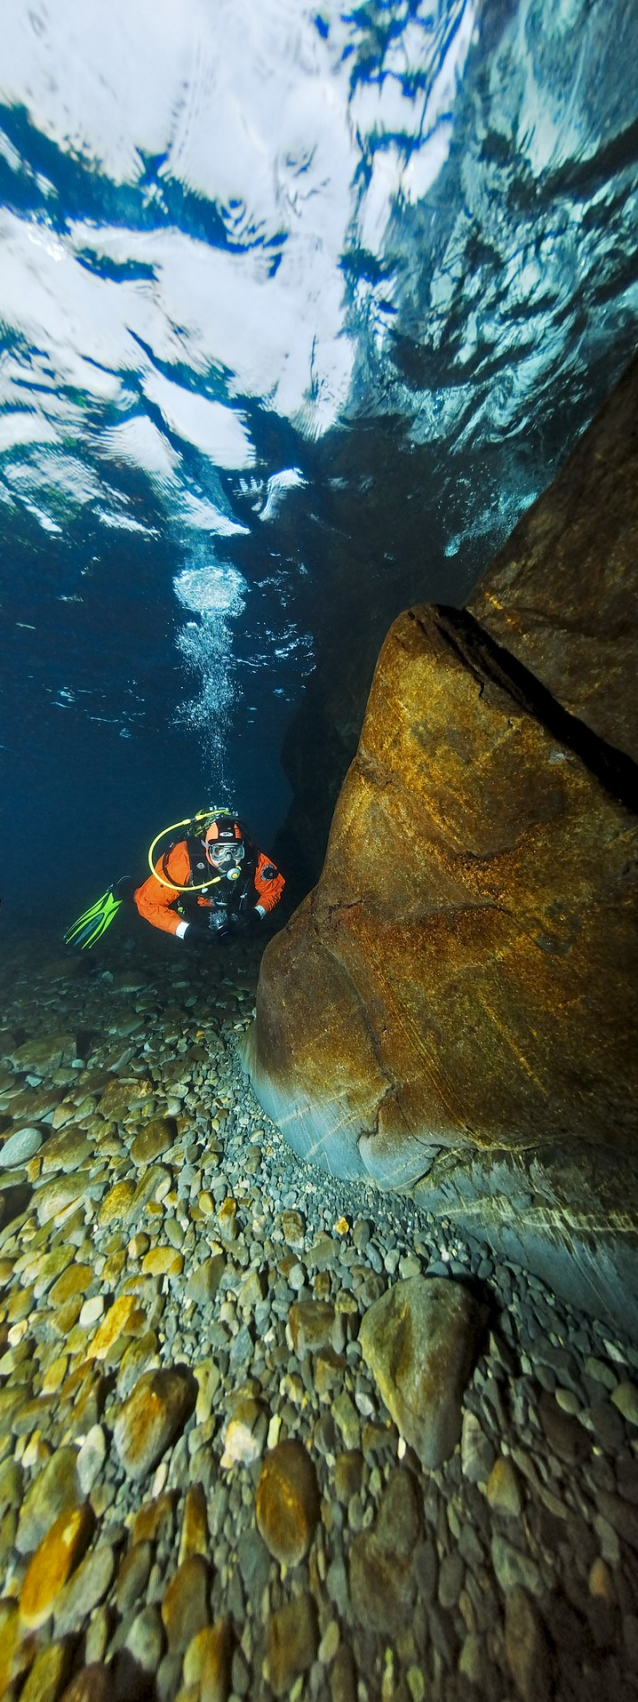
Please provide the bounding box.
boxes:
[206,840,245,872]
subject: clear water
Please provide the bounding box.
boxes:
[1,0,637,925]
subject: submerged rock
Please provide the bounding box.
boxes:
[243,604,638,1328]
[358,1277,485,1468]
[256,1439,320,1565]
[349,1467,421,1631]
[0,1126,43,1167]
[19,1502,95,1629]
[7,1033,76,1075]
[265,1593,318,1697]
[243,357,638,1330]
[113,1367,197,1480]
[16,1445,82,1555]
[245,593,638,1164]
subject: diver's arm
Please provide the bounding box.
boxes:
[133,842,192,936]
[253,851,285,917]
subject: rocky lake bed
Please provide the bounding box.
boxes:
[0,927,637,1702]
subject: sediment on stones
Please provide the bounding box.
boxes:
[0,928,636,1702]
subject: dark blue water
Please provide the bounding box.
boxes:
[1,0,637,936]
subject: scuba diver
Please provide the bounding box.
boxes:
[64,807,285,950]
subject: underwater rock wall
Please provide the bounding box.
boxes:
[244,359,638,1333]
[468,352,638,765]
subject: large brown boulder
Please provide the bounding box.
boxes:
[242,601,638,1329]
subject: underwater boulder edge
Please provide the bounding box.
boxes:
[241,597,638,1325]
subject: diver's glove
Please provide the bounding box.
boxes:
[182,920,218,946]
[231,913,250,933]
[216,915,249,942]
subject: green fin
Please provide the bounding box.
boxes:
[64,886,123,950]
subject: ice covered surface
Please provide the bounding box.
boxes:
[0,0,637,776]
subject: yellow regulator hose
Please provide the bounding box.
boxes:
[146,808,232,893]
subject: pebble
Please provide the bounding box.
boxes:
[485,1456,523,1518]
[186,1253,226,1306]
[280,1210,306,1248]
[161,1554,209,1653]
[116,1541,153,1613]
[333,1391,360,1450]
[0,937,636,1702]
[220,1397,268,1468]
[79,1295,105,1328]
[288,1299,336,1355]
[611,1381,638,1425]
[491,1534,542,1596]
[122,1602,165,1674]
[589,1557,614,1600]
[461,1410,495,1484]
[16,1446,82,1555]
[0,1126,43,1167]
[59,1666,112,1702]
[130,1118,174,1166]
[87,1294,139,1361]
[141,1246,184,1277]
[350,1469,421,1632]
[359,1277,485,1468]
[54,1542,115,1635]
[265,1593,318,1697]
[504,1585,551,1701]
[113,1368,197,1480]
[256,1439,320,1565]
[35,1172,95,1227]
[183,1618,232,1700]
[98,1180,135,1228]
[17,1638,73,1702]
[19,1502,95,1628]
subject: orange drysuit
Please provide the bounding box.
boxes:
[134,838,285,940]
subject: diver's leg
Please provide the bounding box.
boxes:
[114,877,136,902]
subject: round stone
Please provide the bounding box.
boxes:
[141,1247,184,1278]
[87,1295,140,1362]
[485,1456,522,1517]
[183,1619,232,1697]
[161,1555,209,1654]
[0,1127,43,1167]
[54,1543,115,1636]
[504,1585,551,1701]
[79,1296,105,1329]
[113,1367,197,1480]
[349,1470,421,1633]
[59,1666,111,1702]
[130,1119,174,1167]
[16,1446,82,1556]
[48,1265,94,1308]
[76,1426,107,1495]
[116,1541,153,1614]
[14,1640,73,1700]
[123,1603,164,1674]
[266,1594,318,1697]
[97,1181,135,1229]
[19,1503,95,1629]
[221,1399,268,1469]
[256,1440,320,1566]
[40,1127,93,1173]
[611,1382,638,1425]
